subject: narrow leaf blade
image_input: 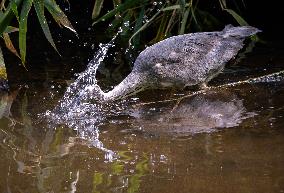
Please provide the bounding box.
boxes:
[34,0,59,54]
[0,0,22,36]
[92,0,104,19]
[92,0,147,25]
[224,8,248,26]
[3,32,20,58]
[44,0,77,34]
[4,26,18,33]
[19,0,33,65]
[132,6,145,47]
[11,0,19,21]
[129,10,161,45]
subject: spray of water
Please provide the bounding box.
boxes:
[46,29,126,161]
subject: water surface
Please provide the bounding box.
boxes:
[0,42,284,193]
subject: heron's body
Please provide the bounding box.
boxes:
[102,25,261,101]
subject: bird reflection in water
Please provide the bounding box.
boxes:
[127,90,256,136]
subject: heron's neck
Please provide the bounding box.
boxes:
[103,72,146,101]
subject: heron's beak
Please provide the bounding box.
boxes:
[103,72,148,101]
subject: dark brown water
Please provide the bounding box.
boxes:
[1,43,284,193]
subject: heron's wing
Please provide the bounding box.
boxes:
[135,33,220,67]
[135,32,241,71]
[168,33,219,65]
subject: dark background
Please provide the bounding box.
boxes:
[2,0,283,87]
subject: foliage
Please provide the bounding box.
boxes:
[0,45,7,80]
[92,0,249,47]
[0,0,248,67]
[0,0,76,66]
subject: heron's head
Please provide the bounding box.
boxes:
[103,70,154,102]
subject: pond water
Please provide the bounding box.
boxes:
[0,38,284,193]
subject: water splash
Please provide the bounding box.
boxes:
[46,31,126,161]
[50,30,125,120]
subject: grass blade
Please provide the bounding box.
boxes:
[112,0,122,19]
[92,0,147,25]
[190,1,200,30]
[44,0,76,34]
[178,0,186,12]
[154,12,169,42]
[34,0,59,54]
[161,3,190,12]
[0,46,7,80]
[19,0,33,65]
[224,8,248,25]
[92,0,104,20]
[132,6,145,47]
[121,11,132,35]
[218,0,226,9]
[165,9,177,35]
[4,25,18,33]
[179,7,189,34]
[11,0,19,21]
[3,32,20,58]
[0,0,22,36]
[1,0,6,10]
[129,10,161,45]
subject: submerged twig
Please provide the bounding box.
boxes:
[134,70,284,107]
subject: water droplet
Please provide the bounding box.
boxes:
[123,21,130,27]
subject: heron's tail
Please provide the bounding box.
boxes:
[222,24,261,38]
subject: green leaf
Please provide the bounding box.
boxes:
[178,0,186,13]
[154,12,169,42]
[179,7,189,34]
[120,10,132,35]
[92,0,147,25]
[92,0,104,20]
[44,0,76,34]
[224,8,248,26]
[19,0,33,65]
[129,10,161,45]
[132,6,145,47]
[0,0,22,36]
[11,0,19,21]
[162,3,189,12]
[218,0,226,9]
[34,0,59,54]
[190,4,199,29]
[4,26,18,33]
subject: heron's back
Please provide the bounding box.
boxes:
[133,25,260,87]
